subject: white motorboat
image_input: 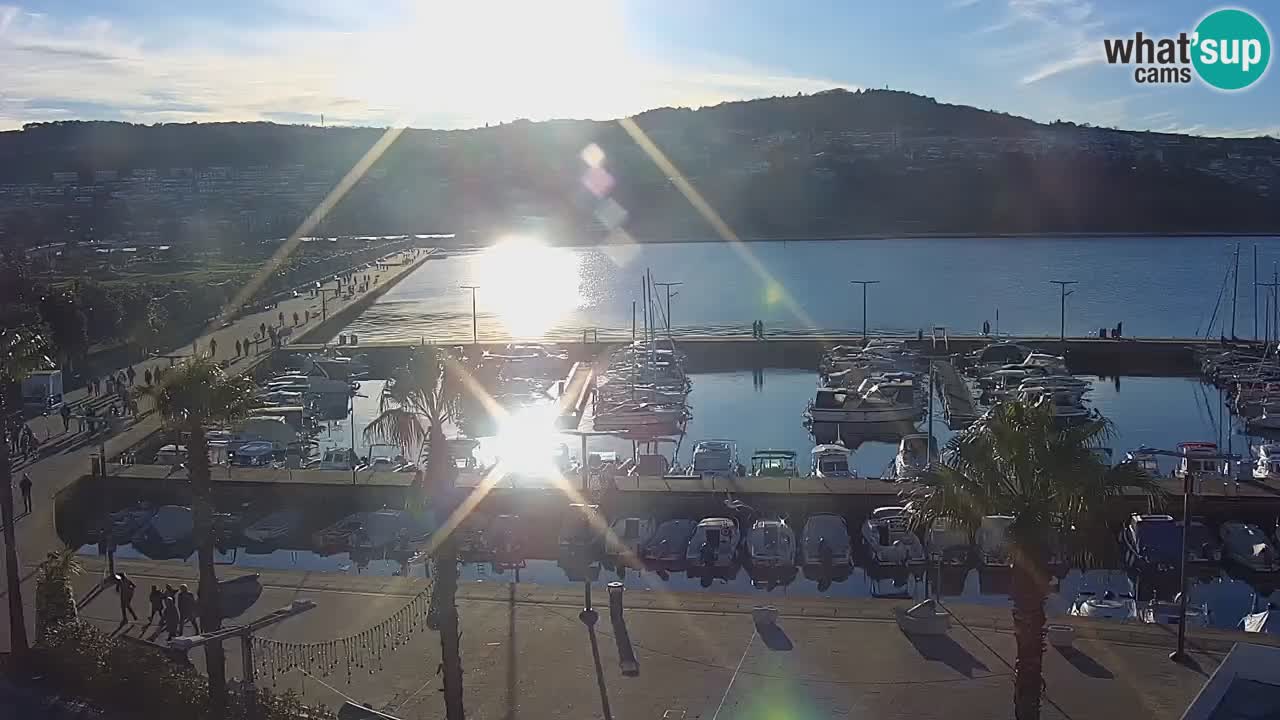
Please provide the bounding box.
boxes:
[317,447,367,471]
[1017,387,1091,422]
[368,444,415,472]
[592,402,688,433]
[1018,375,1089,392]
[861,506,926,566]
[1253,443,1280,480]
[1174,442,1234,491]
[229,440,279,468]
[1219,521,1280,572]
[310,353,370,380]
[1138,598,1211,627]
[1069,589,1136,620]
[750,449,799,478]
[811,444,855,478]
[685,517,740,568]
[747,518,796,568]
[800,513,853,568]
[806,380,919,425]
[641,519,698,564]
[134,505,193,546]
[242,509,304,544]
[978,515,1014,567]
[893,433,933,480]
[1019,352,1069,375]
[926,518,972,566]
[1124,447,1163,477]
[689,440,738,479]
[608,517,656,559]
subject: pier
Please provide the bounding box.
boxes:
[931,359,979,428]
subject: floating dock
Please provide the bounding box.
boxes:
[931,360,979,429]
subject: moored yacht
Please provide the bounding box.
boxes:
[806,378,919,425]
[747,517,796,568]
[800,513,853,568]
[1121,513,1180,573]
[685,517,740,569]
[750,449,799,478]
[925,518,972,566]
[641,519,698,565]
[689,440,739,479]
[1219,521,1280,572]
[861,506,926,566]
[811,444,855,478]
[1253,443,1280,480]
[893,433,933,480]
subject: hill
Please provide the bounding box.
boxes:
[2,88,1279,244]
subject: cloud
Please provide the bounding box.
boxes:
[980,0,1106,85]
[0,2,851,130]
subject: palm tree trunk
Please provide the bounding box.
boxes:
[187,422,226,710]
[0,400,29,657]
[1010,547,1049,720]
[427,422,464,719]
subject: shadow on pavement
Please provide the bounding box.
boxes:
[218,574,263,619]
[754,621,793,651]
[902,631,991,678]
[584,616,614,720]
[1055,645,1115,679]
[506,582,518,720]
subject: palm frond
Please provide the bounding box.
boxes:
[0,324,53,383]
[136,355,261,427]
[364,407,427,450]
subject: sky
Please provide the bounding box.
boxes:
[1,0,1278,136]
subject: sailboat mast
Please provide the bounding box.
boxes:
[1231,243,1240,339]
[1254,244,1259,341]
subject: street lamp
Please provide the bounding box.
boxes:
[460,285,480,345]
[1049,280,1077,341]
[850,280,880,342]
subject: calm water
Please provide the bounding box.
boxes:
[347,237,1280,342]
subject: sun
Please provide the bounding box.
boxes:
[478,403,570,482]
[472,235,584,339]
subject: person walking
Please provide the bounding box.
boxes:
[235,339,242,357]
[117,572,138,623]
[177,584,199,633]
[148,585,164,624]
[144,368,152,386]
[126,366,136,386]
[59,403,71,433]
[209,338,217,357]
[163,595,180,639]
[18,472,32,513]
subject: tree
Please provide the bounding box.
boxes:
[35,549,83,639]
[138,356,259,707]
[362,346,464,720]
[908,400,1161,720]
[0,325,53,658]
[40,287,89,372]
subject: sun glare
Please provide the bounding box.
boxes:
[473,235,584,339]
[476,403,570,482]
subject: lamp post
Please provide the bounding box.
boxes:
[1049,280,1077,341]
[460,285,480,345]
[1170,467,1193,663]
[850,280,879,342]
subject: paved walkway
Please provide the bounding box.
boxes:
[63,558,1229,720]
[1,249,420,654]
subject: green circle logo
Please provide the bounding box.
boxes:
[1192,8,1271,90]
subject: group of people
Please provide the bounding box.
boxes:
[115,573,200,639]
[87,367,135,398]
[7,422,39,461]
[751,319,767,338]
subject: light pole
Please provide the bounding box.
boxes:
[1049,280,1077,341]
[460,285,480,345]
[654,282,682,333]
[1170,466,1194,663]
[850,280,879,342]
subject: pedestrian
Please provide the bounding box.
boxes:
[117,572,138,623]
[758,319,765,339]
[148,585,164,624]
[235,339,242,357]
[279,311,285,326]
[117,372,127,390]
[126,366,136,386]
[128,397,139,417]
[87,377,95,397]
[59,403,71,433]
[177,584,199,633]
[983,320,990,336]
[19,472,33,513]
[1116,321,1123,338]
[304,309,309,323]
[210,338,217,357]
[260,322,266,338]
[162,595,180,639]
[19,430,29,461]
[192,340,198,355]
[144,368,152,385]
[292,311,299,326]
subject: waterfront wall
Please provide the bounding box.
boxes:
[289,252,433,346]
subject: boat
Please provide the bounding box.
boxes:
[559,504,605,557]
[964,342,1031,376]
[684,517,740,569]
[1138,598,1211,627]
[1246,400,1280,431]
[1253,443,1280,480]
[641,519,698,565]
[310,353,371,380]
[1174,442,1228,481]
[1121,514,1180,573]
[746,517,796,568]
[925,518,972,566]
[1069,588,1136,620]
[317,447,367,471]
[107,504,155,543]
[810,444,855,478]
[805,375,920,425]
[1180,518,1222,564]
[689,440,739,479]
[860,506,926,566]
[1124,447,1163,477]
[312,513,366,554]
[1016,387,1091,422]
[1019,353,1069,375]
[800,513,853,568]
[242,509,304,545]
[368,444,415,472]
[229,440,280,468]
[607,517,655,560]
[133,505,194,546]
[1219,521,1280,572]
[978,515,1014,567]
[750,449,798,478]
[357,508,426,550]
[592,402,688,433]
[893,433,933,480]
[1239,607,1280,634]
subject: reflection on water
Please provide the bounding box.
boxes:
[346,237,1280,342]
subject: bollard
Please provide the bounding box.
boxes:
[608,582,640,676]
[608,581,624,623]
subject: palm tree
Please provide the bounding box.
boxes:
[0,325,52,658]
[363,346,464,720]
[908,399,1161,720]
[139,356,258,707]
